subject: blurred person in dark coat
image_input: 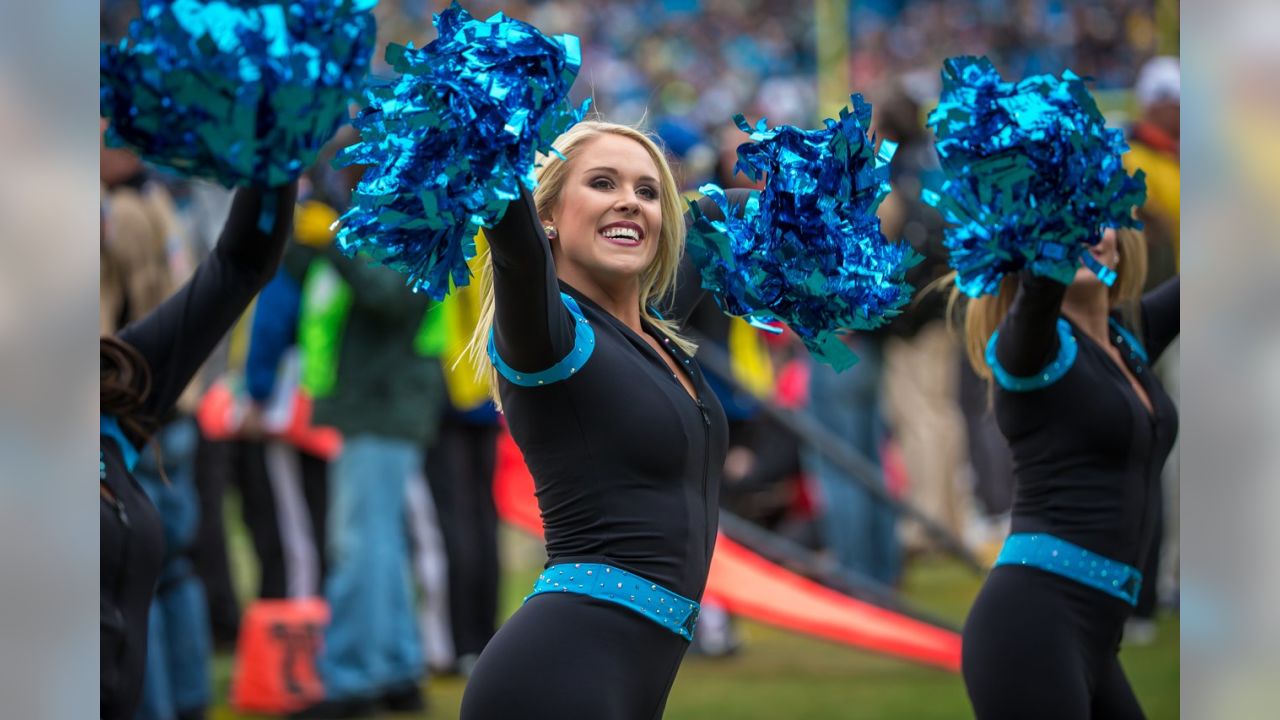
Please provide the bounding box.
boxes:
[873,84,975,558]
[290,159,448,719]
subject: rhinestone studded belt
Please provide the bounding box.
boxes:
[524,563,700,641]
[995,533,1143,606]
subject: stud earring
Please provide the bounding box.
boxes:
[543,224,558,239]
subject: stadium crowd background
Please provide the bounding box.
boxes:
[97,1,1181,718]
[104,0,1177,142]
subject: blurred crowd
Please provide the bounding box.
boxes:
[103,0,1177,182]
[100,0,1179,717]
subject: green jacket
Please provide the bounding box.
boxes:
[299,248,446,444]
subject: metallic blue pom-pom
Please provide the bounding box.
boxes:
[332,2,590,299]
[100,0,377,187]
[686,97,920,371]
[922,56,1147,297]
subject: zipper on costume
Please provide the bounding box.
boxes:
[103,469,133,668]
[697,397,711,560]
[112,495,130,528]
[655,334,715,564]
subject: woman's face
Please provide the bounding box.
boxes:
[547,133,663,289]
[1073,227,1121,287]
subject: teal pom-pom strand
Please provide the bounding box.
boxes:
[333,2,590,299]
[922,56,1147,297]
[686,96,920,372]
[100,0,377,187]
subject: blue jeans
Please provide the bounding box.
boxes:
[802,341,901,586]
[318,435,425,700]
[133,417,212,719]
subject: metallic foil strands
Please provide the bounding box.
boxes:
[685,96,919,372]
[922,56,1147,298]
[333,2,590,298]
[100,0,377,187]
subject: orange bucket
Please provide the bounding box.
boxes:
[230,598,330,715]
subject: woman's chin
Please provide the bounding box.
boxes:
[1070,267,1103,289]
[594,253,652,281]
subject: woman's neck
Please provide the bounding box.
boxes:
[559,269,644,332]
[1061,281,1111,345]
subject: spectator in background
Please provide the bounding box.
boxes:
[291,157,448,719]
[720,329,812,541]
[101,124,194,339]
[184,180,295,647]
[956,356,1017,560]
[802,334,899,586]
[423,232,504,677]
[166,175,252,650]
[874,84,974,558]
[238,194,343,600]
[1125,55,1180,289]
[189,255,315,642]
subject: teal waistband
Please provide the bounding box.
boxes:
[524,563,700,641]
[995,533,1142,606]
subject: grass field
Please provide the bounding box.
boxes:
[212,508,1179,719]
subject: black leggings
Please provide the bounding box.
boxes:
[962,566,1145,719]
[461,592,689,720]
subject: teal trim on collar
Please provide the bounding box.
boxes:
[1108,318,1149,364]
[100,415,140,472]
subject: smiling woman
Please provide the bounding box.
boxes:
[548,135,665,300]
[457,121,734,720]
[466,122,697,403]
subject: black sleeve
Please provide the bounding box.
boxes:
[1139,275,1179,363]
[670,252,706,328]
[672,188,757,328]
[118,183,298,422]
[486,185,576,373]
[993,271,1070,377]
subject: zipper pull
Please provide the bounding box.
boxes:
[697,399,710,427]
[101,468,130,528]
[114,497,129,528]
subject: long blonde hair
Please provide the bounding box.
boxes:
[953,228,1149,380]
[463,121,694,408]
